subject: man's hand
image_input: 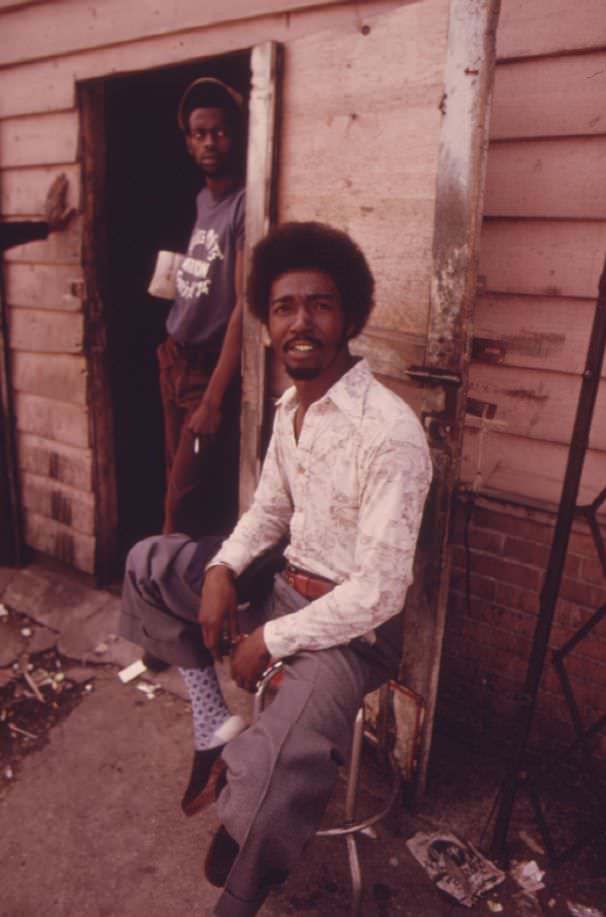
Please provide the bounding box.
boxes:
[230,628,271,693]
[199,564,238,661]
[44,173,76,232]
[187,396,222,437]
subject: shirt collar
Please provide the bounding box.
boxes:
[276,358,372,422]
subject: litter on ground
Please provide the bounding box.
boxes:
[406,830,505,907]
[118,659,147,684]
[510,860,545,895]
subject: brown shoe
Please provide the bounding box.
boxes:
[181,746,226,817]
[205,825,240,888]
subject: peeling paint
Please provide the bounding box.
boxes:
[428,242,469,366]
[504,388,548,403]
[51,489,73,526]
[509,331,565,359]
[48,452,60,480]
[55,532,75,566]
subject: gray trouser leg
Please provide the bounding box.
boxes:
[119,533,223,668]
[213,601,384,916]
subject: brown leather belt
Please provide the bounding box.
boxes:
[283,564,335,600]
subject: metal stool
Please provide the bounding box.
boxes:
[254,660,401,916]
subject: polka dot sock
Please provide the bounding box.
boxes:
[178,665,230,751]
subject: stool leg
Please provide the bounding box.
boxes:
[347,834,363,916]
[345,707,365,915]
[345,707,364,819]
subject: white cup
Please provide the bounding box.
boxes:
[148,250,184,300]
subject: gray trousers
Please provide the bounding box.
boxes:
[120,534,397,916]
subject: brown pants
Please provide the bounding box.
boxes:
[157,336,240,538]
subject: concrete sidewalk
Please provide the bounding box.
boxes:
[0,560,603,917]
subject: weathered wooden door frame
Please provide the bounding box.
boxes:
[239,41,282,510]
[79,43,281,583]
[0,261,23,566]
[402,0,501,794]
[79,80,119,585]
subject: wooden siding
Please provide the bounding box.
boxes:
[484,138,606,220]
[16,433,93,491]
[1,165,81,216]
[0,112,79,168]
[466,9,606,511]
[0,0,365,67]
[473,294,601,377]
[0,1,401,120]
[461,431,606,510]
[497,0,606,60]
[491,52,606,140]
[279,0,448,367]
[0,0,403,572]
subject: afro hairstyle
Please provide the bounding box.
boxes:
[247,221,375,339]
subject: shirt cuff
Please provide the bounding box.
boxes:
[263,619,297,661]
[205,559,236,577]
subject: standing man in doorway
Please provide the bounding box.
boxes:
[122,222,432,914]
[158,77,245,542]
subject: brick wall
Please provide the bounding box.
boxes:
[437,496,606,759]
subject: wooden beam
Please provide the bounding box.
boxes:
[17,432,93,491]
[239,41,282,511]
[15,392,89,448]
[468,363,606,450]
[497,0,606,61]
[8,308,84,354]
[460,429,606,509]
[3,262,84,310]
[473,293,601,376]
[485,137,606,220]
[413,0,500,796]
[21,472,95,535]
[79,80,119,584]
[23,509,95,572]
[11,352,87,405]
[0,262,22,563]
[0,164,81,216]
[0,1,401,120]
[491,51,606,140]
[0,0,362,68]
[0,111,79,168]
[480,219,606,299]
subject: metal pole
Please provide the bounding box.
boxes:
[491,257,606,860]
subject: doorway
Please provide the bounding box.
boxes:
[81,51,251,581]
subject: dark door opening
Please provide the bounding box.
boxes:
[97,51,250,575]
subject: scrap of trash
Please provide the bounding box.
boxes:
[567,903,605,917]
[0,603,96,790]
[510,860,545,895]
[117,659,164,700]
[406,830,505,907]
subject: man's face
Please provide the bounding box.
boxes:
[186,107,233,178]
[268,269,350,381]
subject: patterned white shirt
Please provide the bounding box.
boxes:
[212,359,432,660]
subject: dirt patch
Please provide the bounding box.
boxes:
[0,604,96,798]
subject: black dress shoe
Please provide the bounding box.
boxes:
[142,651,170,673]
[205,825,240,888]
[181,745,226,817]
